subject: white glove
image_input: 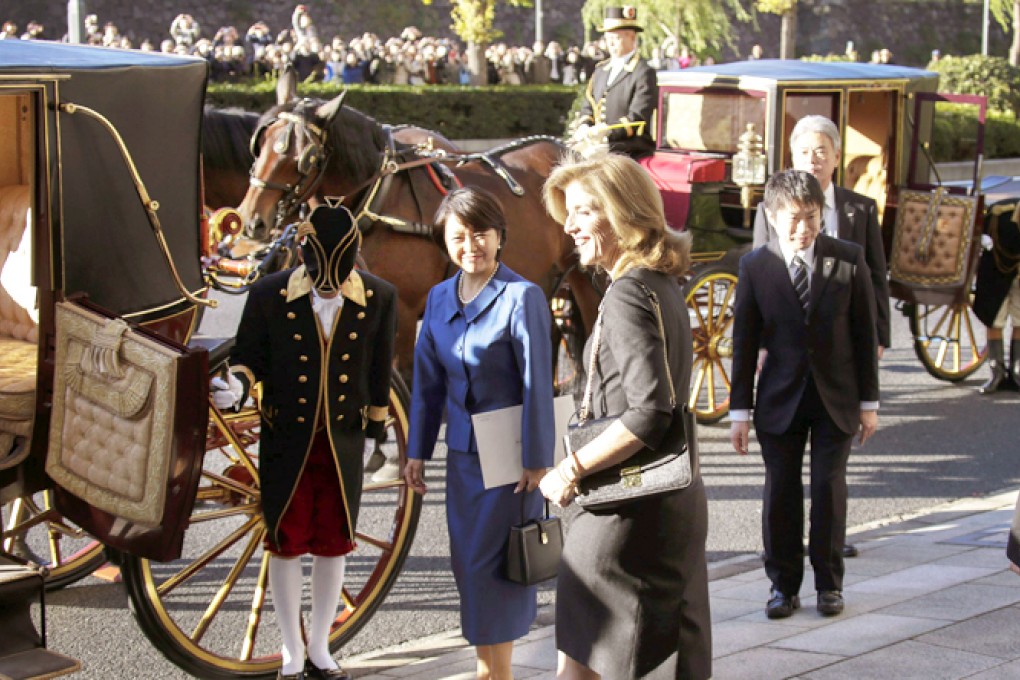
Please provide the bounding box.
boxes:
[571,123,591,142]
[981,233,994,251]
[210,372,245,411]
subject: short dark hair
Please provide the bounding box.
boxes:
[432,186,507,247]
[763,169,825,217]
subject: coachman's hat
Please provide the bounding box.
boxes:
[599,6,643,33]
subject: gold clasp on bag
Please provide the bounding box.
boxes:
[621,466,642,488]
[540,528,549,545]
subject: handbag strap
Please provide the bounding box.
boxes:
[521,493,553,523]
[579,277,676,423]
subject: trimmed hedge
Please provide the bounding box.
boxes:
[207,80,582,139]
[929,104,1020,162]
[927,55,1020,118]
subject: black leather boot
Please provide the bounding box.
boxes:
[1010,339,1020,388]
[978,339,1006,394]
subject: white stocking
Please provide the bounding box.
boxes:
[308,555,346,670]
[268,555,305,674]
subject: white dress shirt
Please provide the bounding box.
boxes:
[311,289,344,339]
[606,49,636,86]
[822,183,839,238]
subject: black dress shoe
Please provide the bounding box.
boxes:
[766,589,800,619]
[842,543,859,558]
[304,661,350,680]
[817,590,845,616]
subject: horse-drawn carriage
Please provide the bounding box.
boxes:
[646,59,993,421]
[0,41,422,678]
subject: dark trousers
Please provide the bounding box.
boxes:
[758,377,853,596]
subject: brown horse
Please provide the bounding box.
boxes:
[236,94,600,381]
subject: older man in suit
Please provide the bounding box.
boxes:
[731,170,880,620]
[571,6,657,159]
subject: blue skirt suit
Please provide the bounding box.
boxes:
[408,264,556,645]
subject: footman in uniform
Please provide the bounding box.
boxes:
[225,204,396,680]
[730,170,880,620]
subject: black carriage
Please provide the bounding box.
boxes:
[0,40,418,679]
[645,60,991,422]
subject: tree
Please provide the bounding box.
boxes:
[580,0,751,57]
[989,0,1020,66]
[422,0,531,85]
[756,0,796,60]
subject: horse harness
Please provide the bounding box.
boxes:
[250,107,548,240]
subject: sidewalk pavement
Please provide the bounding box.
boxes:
[344,490,1020,680]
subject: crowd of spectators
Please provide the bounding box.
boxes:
[3,5,767,86]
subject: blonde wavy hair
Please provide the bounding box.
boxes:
[543,153,691,279]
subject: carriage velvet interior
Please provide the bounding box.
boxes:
[0,92,37,468]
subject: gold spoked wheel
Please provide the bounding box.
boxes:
[909,301,987,381]
[685,264,738,424]
[120,375,419,679]
[1,491,106,589]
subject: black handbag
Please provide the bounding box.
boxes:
[565,279,697,511]
[506,499,563,585]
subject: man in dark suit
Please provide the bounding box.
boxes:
[754,115,890,559]
[571,6,657,159]
[731,170,880,620]
[222,204,396,680]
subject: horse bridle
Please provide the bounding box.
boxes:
[249,111,331,229]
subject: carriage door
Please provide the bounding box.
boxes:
[0,87,43,503]
[907,93,987,193]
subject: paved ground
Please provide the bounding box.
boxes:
[341,490,1020,679]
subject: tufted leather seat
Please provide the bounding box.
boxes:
[0,184,37,456]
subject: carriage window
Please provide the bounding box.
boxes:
[660,90,766,154]
[780,93,840,170]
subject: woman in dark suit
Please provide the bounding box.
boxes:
[540,153,711,679]
[404,186,555,679]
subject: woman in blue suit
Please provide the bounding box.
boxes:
[404,186,555,679]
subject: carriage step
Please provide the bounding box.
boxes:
[0,648,81,679]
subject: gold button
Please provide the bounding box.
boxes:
[339,395,346,402]
[336,414,344,421]
[349,332,358,340]
[357,311,366,320]
[297,416,305,423]
[293,333,302,341]
[341,353,350,361]
[298,375,308,383]
[299,355,308,362]
[279,288,287,296]
[339,374,349,383]
[287,312,296,319]
[298,398,307,404]
[366,289,374,298]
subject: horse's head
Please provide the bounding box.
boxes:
[237,93,346,238]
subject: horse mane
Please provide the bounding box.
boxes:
[265,98,390,185]
[202,107,259,171]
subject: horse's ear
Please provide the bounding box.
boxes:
[277,65,298,106]
[316,91,347,126]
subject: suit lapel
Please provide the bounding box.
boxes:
[834,187,858,241]
[808,236,838,316]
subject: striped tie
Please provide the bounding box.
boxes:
[792,256,809,312]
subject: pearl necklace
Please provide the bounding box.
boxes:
[458,262,500,305]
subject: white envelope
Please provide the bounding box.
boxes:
[472,395,575,489]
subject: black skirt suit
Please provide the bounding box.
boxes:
[557,268,712,679]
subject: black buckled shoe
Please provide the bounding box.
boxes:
[304,661,350,680]
[817,590,845,616]
[842,543,859,558]
[766,589,800,619]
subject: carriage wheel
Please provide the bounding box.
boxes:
[1,491,106,590]
[908,300,987,381]
[120,375,420,679]
[684,263,738,424]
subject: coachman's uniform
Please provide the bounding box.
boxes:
[231,265,396,554]
[577,51,657,159]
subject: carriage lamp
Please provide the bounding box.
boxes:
[732,123,766,228]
